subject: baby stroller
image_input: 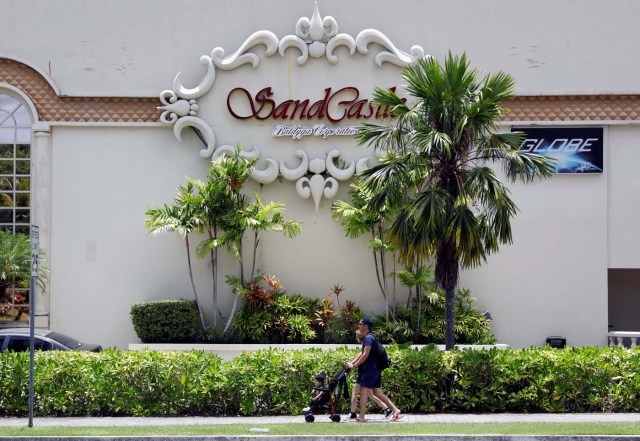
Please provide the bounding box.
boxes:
[303,368,350,422]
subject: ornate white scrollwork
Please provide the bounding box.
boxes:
[296,2,338,43]
[279,150,362,212]
[159,2,427,209]
[326,34,356,64]
[211,31,279,70]
[173,116,216,159]
[356,29,428,67]
[172,56,216,99]
[326,149,355,181]
[280,150,309,181]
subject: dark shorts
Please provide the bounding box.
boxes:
[359,369,381,389]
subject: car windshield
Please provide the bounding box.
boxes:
[47,331,82,349]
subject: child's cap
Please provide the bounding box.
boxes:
[314,373,326,382]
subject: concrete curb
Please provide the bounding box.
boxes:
[2,436,640,441]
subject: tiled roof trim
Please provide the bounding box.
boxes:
[2,58,640,123]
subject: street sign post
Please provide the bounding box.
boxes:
[28,225,39,427]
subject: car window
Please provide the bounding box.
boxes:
[35,338,53,351]
[0,336,5,350]
[6,336,52,352]
[47,331,82,349]
[6,336,30,352]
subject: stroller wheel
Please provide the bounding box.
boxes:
[330,413,341,423]
[305,414,315,423]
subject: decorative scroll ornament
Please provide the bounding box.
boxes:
[282,150,360,212]
[158,2,428,209]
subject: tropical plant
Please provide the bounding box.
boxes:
[392,263,434,334]
[0,231,48,319]
[373,286,495,345]
[144,182,206,328]
[313,285,364,344]
[332,177,393,318]
[243,193,301,280]
[145,146,300,333]
[227,274,316,343]
[357,53,554,349]
[195,149,255,330]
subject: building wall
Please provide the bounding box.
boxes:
[2,0,640,97]
[2,0,637,348]
[608,126,640,268]
[461,163,609,347]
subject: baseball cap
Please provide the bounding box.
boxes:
[314,373,326,382]
[360,316,374,328]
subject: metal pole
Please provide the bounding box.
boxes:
[28,225,39,428]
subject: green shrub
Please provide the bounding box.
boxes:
[224,275,318,344]
[1,346,640,416]
[130,299,199,343]
[374,287,496,345]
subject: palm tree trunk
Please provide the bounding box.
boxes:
[209,226,218,328]
[251,232,259,280]
[392,253,397,316]
[415,257,422,336]
[372,230,385,299]
[444,285,455,350]
[185,235,205,329]
[435,239,458,350]
[378,222,390,319]
[223,240,244,335]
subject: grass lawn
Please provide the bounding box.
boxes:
[1,422,639,437]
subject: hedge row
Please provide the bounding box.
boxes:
[1,346,640,416]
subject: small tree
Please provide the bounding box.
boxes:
[332,177,393,318]
[244,193,301,280]
[145,182,206,328]
[0,231,48,295]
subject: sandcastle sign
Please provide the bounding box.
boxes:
[158,2,429,210]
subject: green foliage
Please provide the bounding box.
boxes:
[130,299,200,343]
[225,275,316,344]
[357,53,554,348]
[0,231,49,295]
[373,287,496,345]
[1,347,640,416]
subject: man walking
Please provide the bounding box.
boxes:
[345,316,402,422]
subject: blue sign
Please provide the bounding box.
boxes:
[512,127,604,174]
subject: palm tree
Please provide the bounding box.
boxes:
[145,182,206,328]
[195,148,257,335]
[332,177,394,318]
[192,175,235,329]
[244,193,301,280]
[393,262,432,334]
[221,192,300,335]
[357,53,554,349]
[0,230,48,296]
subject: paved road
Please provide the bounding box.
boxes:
[2,413,640,427]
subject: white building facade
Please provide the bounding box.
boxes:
[1,0,639,348]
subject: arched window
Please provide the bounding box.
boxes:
[0,93,32,235]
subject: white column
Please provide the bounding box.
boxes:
[31,123,51,325]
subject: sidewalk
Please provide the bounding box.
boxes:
[2,413,640,427]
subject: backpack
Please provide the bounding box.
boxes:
[372,335,392,370]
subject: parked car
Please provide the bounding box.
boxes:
[0,328,102,352]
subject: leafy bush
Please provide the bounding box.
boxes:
[1,346,640,416]
[223,275,317,344]
[130,299,199,343]
[374,287,496,345]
